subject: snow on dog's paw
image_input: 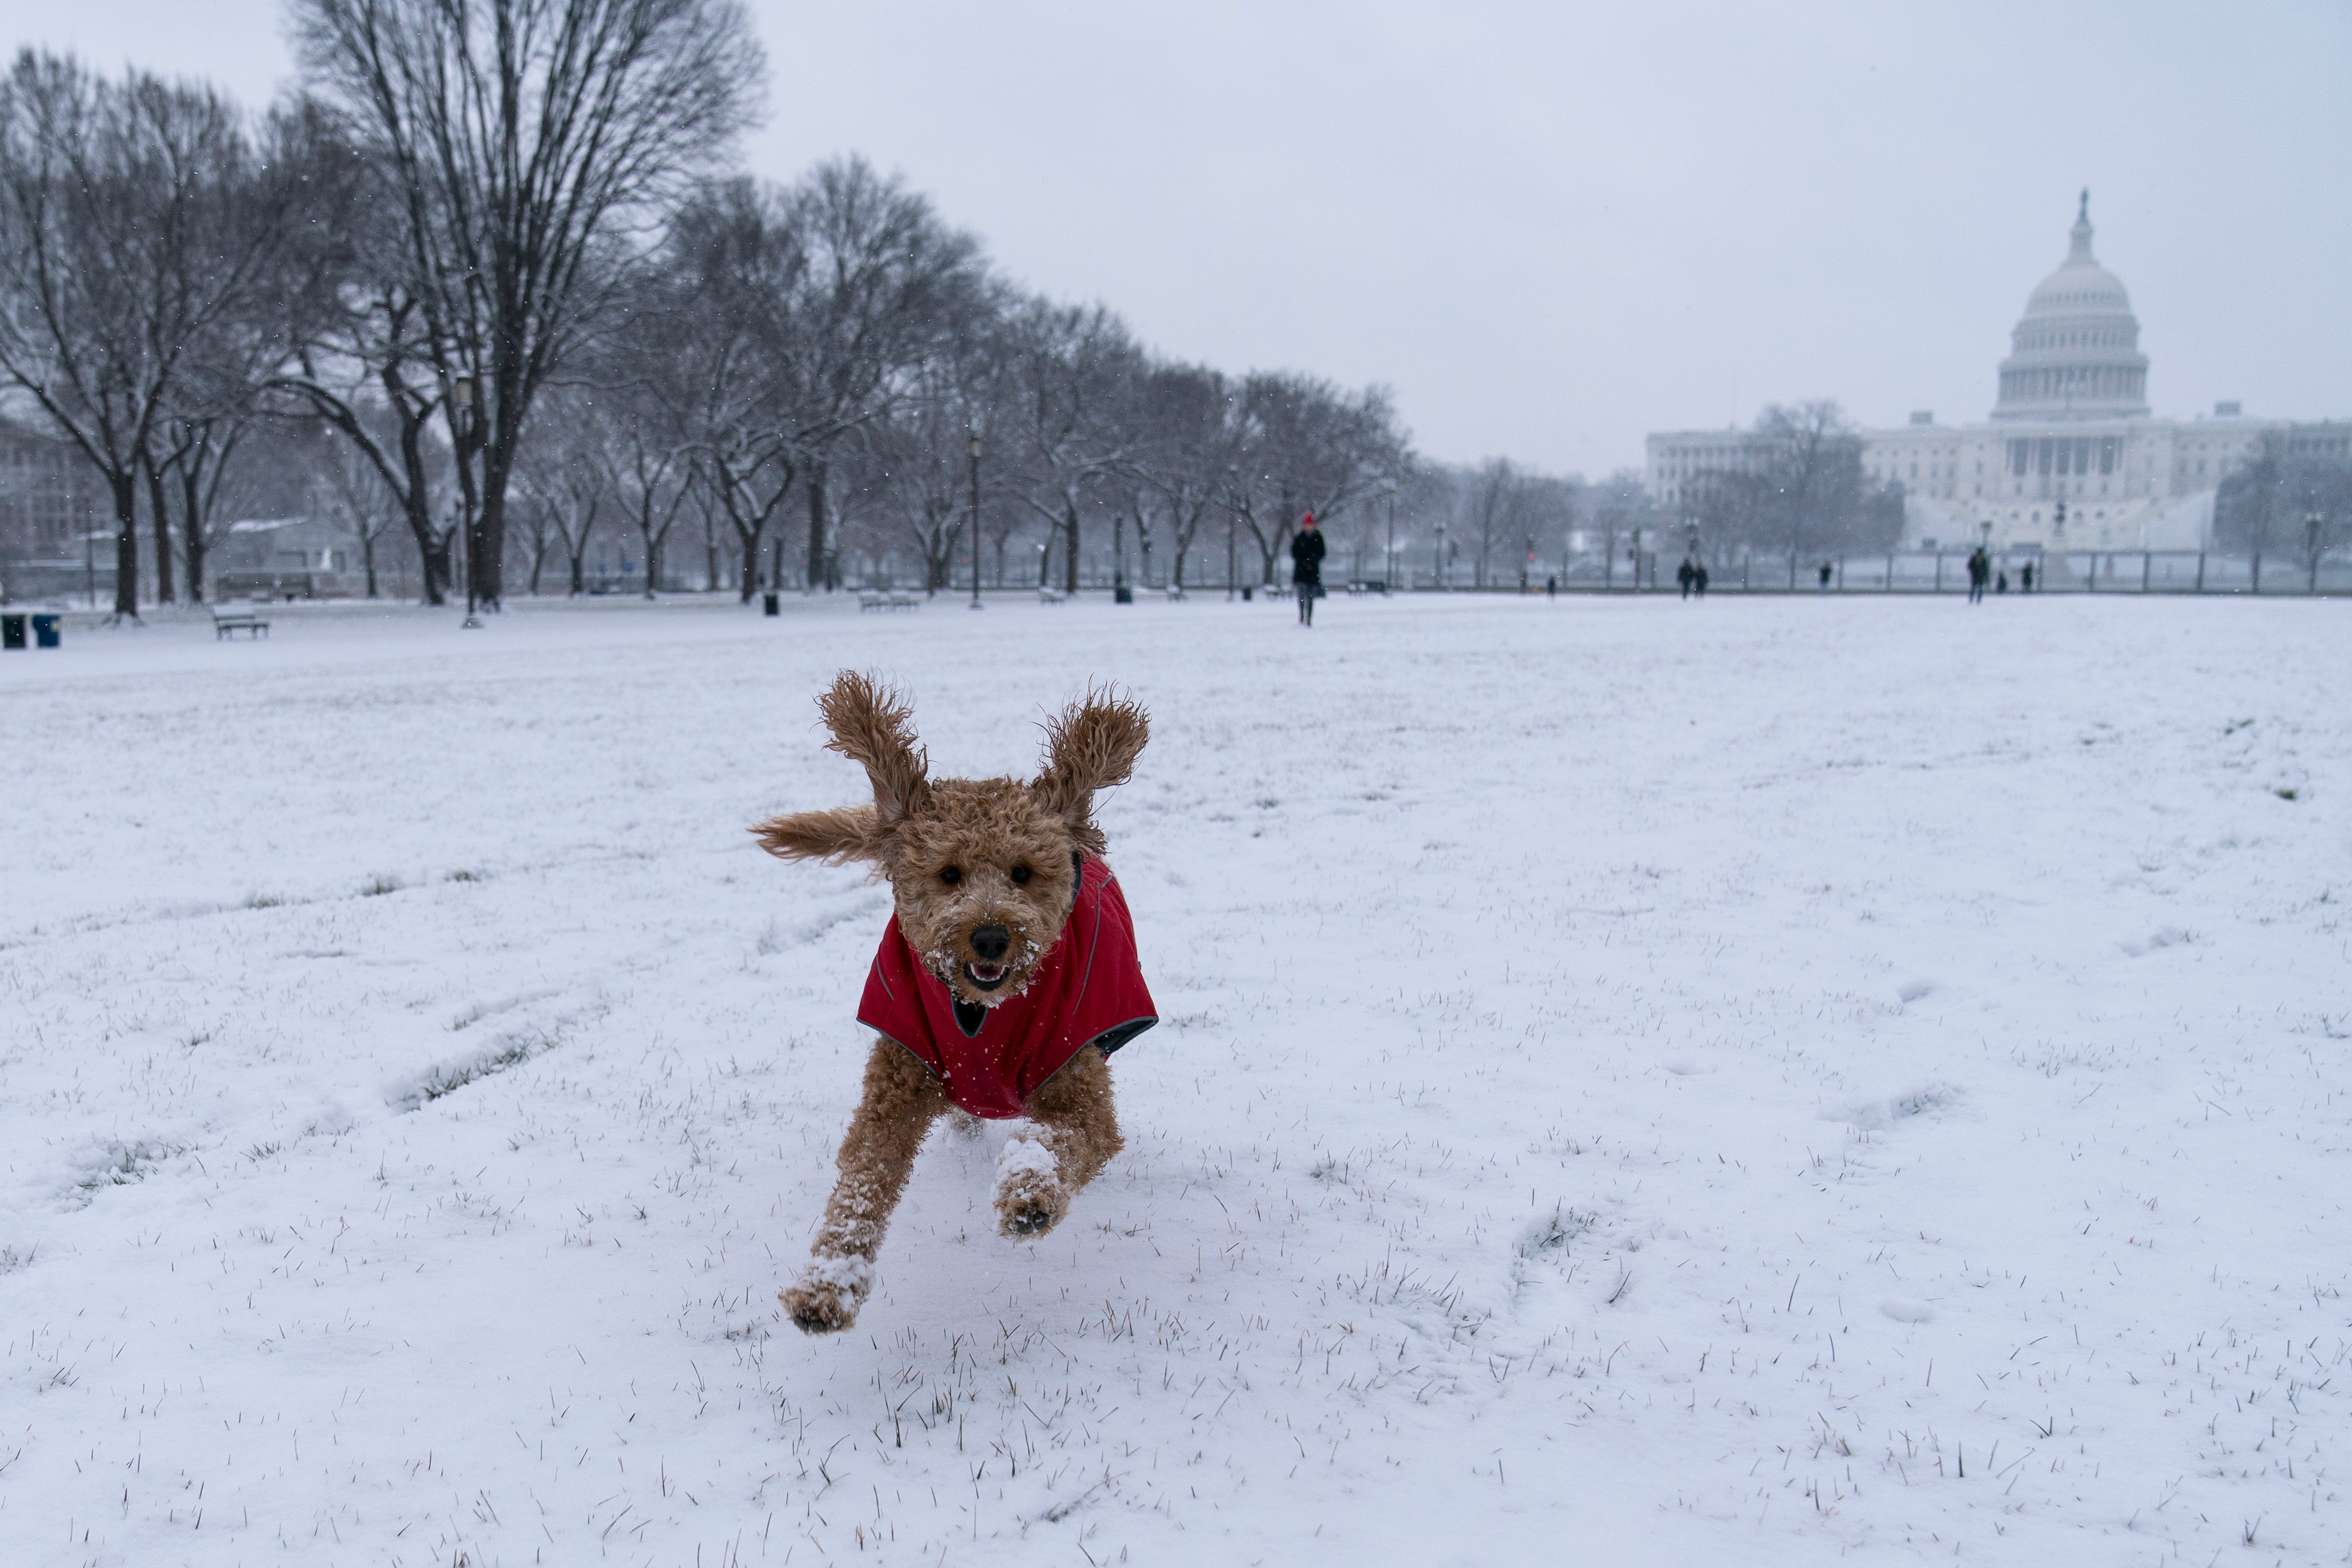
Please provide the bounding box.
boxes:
[780,1254,872,1335]
[993,1136,1067,1239]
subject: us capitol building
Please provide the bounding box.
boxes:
[1646,194,2348,552]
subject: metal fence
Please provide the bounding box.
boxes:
[1514,549,2352,597]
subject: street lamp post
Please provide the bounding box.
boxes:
[1435,521,1447,589]
[967,434,984,610]
[2309,509,2325,593]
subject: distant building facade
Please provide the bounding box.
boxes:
[1647,195,2349,552]
[0,416,104,602]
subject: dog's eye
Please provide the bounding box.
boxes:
[1010,865,1032,886]
[939,866,962,886]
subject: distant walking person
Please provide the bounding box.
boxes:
[2021,561,2035,593]
[1545,574,1557,600]
[1694,561,1710,598]
[1291,512,1326,626]
[1817,561,1834,591]
[1966,546,1990,604]
[1996,569,2009,594]
[1677,556,1696,600]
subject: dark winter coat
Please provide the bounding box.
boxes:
[1290,529,1326,586]
[855,857,1157,1119]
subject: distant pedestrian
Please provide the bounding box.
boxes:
[1545,574,1557,600]
[2021,561,2035,593]
[1966,546,1990,604]
[1817,561,1833,591]
[1996,569,2009,594]
[1694,561,1710,597]
[1677,556,1696,600]
[1290,512,1326,627]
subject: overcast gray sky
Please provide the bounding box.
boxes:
[18,2,2350,476]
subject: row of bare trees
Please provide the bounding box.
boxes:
[2214,431,2352,590]
[0,3,1448,614]
[1674,402,1906,580]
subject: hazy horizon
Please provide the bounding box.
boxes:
[17,0,2348,476]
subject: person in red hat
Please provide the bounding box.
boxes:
[1290,511,1326,625]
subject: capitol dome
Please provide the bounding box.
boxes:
[1992,192,2150,422]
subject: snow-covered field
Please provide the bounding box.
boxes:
[3,590,2347,1567]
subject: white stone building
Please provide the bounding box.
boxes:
[1648,195,2349,553]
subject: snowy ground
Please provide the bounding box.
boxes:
[2,590,2348,1567]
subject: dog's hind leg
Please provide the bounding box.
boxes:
[995,1048,1124,1240]
[781,1037,947,1334]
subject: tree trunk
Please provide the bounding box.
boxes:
[570,546,587,596]
[476,440,512,612]
[805,460,830,592]
[110,470,140,617]
[363,536,380,599]
[736,524,762,602]
[143,455,176,606]
[178,458,208,603]
[1064,498,1081,594]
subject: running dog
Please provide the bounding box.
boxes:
[753,673,1155,1335]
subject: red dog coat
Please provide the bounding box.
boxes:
[856,856,1157,1119]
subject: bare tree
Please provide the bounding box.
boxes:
[265,200,463,603]
[2285,449,2352,591]
[292,0,760,611]
[1748,400,1900,581]
[1007,302,1141,594]
[0,52,317,615]
[1128,363,1234,592]
[772,159,984,590]
[512,388,618,595]
[316,425,403,596]
[1233,371,1405,586]
[2216,431,2287,590]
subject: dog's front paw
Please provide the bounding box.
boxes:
[994,1136,1069,1240]
[780,1255,873,1335]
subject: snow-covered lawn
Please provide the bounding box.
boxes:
[2,591,2347,1566]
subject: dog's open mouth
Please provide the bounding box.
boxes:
[963,961,1009,991]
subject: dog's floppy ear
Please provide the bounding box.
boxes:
[818,671,931,825]
[1032,687,1149,848]
[750,805,883,865]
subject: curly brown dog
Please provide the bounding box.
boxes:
[753,672,1154,1335]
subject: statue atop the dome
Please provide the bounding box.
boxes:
[2078,188,2089,225]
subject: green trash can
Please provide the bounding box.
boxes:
[1,613,24,650]
[31,613,60,648]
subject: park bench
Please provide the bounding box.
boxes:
[1037,586,1065,605]
[1163,585,1186,602]
[210,605,270,640]
[856,591,920,612]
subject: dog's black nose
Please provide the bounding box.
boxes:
[970,924,1011,962]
